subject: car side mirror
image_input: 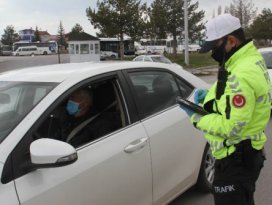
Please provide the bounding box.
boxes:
[0,93,10,104]
[30,138,77,168]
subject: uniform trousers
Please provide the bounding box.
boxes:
[212,140,265,205]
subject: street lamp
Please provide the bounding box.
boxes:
[184,0,189,65]
[58,44,61,64]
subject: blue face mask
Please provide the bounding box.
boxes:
[66,100,80,115]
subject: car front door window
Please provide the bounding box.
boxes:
[127,71,179,117]
[36,79,126,148]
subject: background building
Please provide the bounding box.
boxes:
[68,32,100,62]
[18,29,35,41]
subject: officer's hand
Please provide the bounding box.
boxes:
[179,104,194,117]
[194,89,208,104]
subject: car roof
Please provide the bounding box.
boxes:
[137,55,164,57]
[258,47,272,53]
[0,61,184,83]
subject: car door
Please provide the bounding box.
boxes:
[125,69,206,204]
[5,74,153,205]
[0,163,19,205]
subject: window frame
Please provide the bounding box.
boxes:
[122,67,194,120]
[1,71,132,184]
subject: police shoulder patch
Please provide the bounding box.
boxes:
[232,94,246,108]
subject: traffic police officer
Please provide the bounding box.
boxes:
[180,14,271,205]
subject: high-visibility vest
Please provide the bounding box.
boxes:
[191,41,272,159]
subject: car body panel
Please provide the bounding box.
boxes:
[0,62,211,204]
[142,100,206,204]
[0,163,19,205]
[14,123,152,205]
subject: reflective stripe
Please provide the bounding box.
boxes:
[228,75,236,82]
[232,89,242,93]
[257,96,264,103]
[238,122,246,127]
[229,82,239,89]
[214,141,219,149]
[230,131,238,138]
[208,131,264,152]
[219,142,224,149]
[232,126,242,134]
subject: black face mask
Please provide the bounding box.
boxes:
[211,42,226,65]
[211,38,241,65]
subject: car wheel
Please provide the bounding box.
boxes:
[196,143,215,192]
[43,51,48,55]
[111,54,116,59]
[16,53,19,56]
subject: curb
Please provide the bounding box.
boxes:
[185,65,218,76]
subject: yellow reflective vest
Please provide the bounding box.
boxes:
[191,41,272,159]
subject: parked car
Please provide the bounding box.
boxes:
[0,61,214,205]
[258,47,272,79]
[133,54,173,64]
[0,45,13,56]
[12,46,39,56]
[135,47,147,56]
[100,51,118,59]
[179,44,201,53]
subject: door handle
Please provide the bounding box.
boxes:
[124,138,148,153]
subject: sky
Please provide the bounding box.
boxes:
[0,0,271,37]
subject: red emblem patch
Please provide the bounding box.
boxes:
[232,95,246,108]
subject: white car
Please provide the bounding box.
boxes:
[100,51,118,59]
[12,46,39,56]
[178,44,201,53]
[135,47,147,55]
[0,62,213,205]
[258,47,272,79]
[133,55,173,64]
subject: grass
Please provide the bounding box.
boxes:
[165,52,217,69]
[122,52,218,69]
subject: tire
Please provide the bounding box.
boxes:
[43,51,48,55]
[110,54,116,59]
[196,143,215,192]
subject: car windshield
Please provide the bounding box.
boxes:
[0,81,57,143]
[151,56,172,64]
[261,52,272,69]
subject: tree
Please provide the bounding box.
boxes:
[225,0,257,29]
[249,9,272,46]
[57,21,67,48]
[149,0,205,55]
[148,0,168,39]
[217,5,222,16]
[34,26,41,42]
[86,0,147,59]
[1,25,16,46]
[71,23,84,34]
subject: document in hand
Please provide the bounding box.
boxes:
[176,97,208,116]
